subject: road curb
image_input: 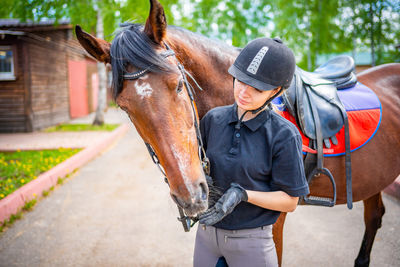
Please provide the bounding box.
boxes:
[383,176,400,200]
[0,123,130,223]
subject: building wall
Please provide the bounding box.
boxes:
[27,29,71,131]
[0,25,102,132]
[86,60,98,113]
[0,36,27,132]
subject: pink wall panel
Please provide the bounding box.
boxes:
[68,60,89,118]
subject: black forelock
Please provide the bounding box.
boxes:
[110,23,173,99]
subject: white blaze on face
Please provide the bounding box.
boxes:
[134,74,153,99]
[171,144,195,197]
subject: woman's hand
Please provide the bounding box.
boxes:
[199,183,248,226]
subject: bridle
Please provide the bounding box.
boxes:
[122,42,210,232]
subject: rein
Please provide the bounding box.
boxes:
[123,42,210,232]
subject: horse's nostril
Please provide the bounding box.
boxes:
[199,181,208,201]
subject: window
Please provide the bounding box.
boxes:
[0,46,15,80]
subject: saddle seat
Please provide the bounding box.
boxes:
[282,55,357,144]
[303,55,357,89]
[314,55,355,78]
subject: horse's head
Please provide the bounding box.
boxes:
[75,0,208,216]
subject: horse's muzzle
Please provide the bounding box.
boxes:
[171,180,208,216]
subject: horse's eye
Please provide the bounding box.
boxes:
[176,79,184,93]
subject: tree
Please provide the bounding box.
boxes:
[177,0,273,47]
[341,0,400,66]
[270,0,347,70]
[4,0,398,87]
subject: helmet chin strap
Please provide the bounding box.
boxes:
[235,86,283,130]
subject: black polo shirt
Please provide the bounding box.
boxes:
[200,104,309,230]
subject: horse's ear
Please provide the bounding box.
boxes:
[143,0,167,44]
[75,25,111,64]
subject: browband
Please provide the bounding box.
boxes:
[122,46,176,80]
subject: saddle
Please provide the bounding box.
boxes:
[281,55,355,209]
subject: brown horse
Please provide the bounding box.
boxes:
[75,0,400,266]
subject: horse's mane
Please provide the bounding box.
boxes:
[110,23,240,99]
[110,23,174,99]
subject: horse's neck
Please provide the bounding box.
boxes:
[166,28,239,118]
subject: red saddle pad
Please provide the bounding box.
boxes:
[274,82,381,157]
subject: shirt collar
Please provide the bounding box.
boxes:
[228,103,271,132]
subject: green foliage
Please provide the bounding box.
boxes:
[119,0,179,26]
[340,0,400,65]
[181,0,272,47]
[43,123,119,132]
[0,149,80,199]
[272,0,350,69]
[2,0,399,68]
[1,0,180,41]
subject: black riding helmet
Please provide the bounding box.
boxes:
[228,37,295,91]
[228,37,295,127]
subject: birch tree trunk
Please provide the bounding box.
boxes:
[93,3,107,125]
[351,1,356,61]
[369,2,375,67]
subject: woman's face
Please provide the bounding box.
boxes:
[234,79,280,111]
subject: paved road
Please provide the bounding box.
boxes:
[0,109,399,266]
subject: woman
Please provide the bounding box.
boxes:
[194,37,310,267]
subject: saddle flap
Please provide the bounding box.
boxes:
[282,69,345,140]
[301,84,345,140]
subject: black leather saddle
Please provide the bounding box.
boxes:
[281,55,355,209]
[282,55,356,143]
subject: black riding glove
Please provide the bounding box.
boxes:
[199,183,248,226]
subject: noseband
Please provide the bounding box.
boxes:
[122,42,210,232]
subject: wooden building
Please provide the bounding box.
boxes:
[0,19,99,132]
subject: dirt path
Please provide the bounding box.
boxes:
[0,113,196,266]
[0,109,398,266]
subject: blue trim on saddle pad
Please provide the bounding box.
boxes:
[324,101,382,157]
[272,83,382,157]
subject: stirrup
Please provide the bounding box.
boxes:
[303,167,336,207]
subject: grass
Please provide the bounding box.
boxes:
[42,185,55,197]
[1,211,22,232]
[0,149,80,200]
[43,123,119,132]
[22,198,37,212]
[108,101,119,108]
[0,198,37,233]
[0,168,78,233]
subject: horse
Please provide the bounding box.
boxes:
[75,0,400,266]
